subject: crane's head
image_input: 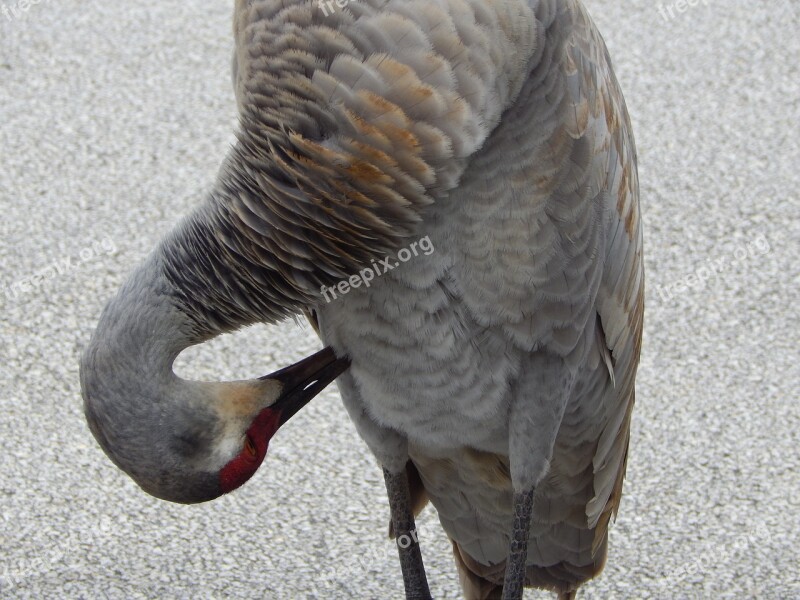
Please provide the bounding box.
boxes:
[82,343,348,504]
[80,264,349,504]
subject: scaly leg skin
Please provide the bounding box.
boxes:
[383,467,432,600]
[501,489,535,600]
[502,353,576,600]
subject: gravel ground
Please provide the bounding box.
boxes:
[1,1,798,598]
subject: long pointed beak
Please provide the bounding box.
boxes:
[261,347,350,426]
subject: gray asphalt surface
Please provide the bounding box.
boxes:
[1,1,799,598]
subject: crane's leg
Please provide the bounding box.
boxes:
[324,370,430,597]
[383,467,432,600]
[501,488,535,600]
[501,353,575,600]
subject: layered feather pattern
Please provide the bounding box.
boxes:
[159,1,643,596]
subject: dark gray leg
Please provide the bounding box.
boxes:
[501,488,535,600]
[383,467,432,600]
[502,353,576,600]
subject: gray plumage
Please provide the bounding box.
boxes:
[81,0,643,598]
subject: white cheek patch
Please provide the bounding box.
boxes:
[204,380,282,471]
[211,380,282,418]
[207,417,249,472]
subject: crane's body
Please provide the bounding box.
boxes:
[312,0,642,593]
[82,0,642,597]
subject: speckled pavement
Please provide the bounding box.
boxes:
[1,1,798,598]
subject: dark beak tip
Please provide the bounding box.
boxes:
[266,347,351,427]
[262,346,345,385]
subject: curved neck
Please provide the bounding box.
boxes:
[88,178,327,392]
[86,251,199,389]
[157,196,299,339]
[153,128,428,336]
[81,249,248,500]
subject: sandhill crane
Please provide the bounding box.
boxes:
[80,0,643,598]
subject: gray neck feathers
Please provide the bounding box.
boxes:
[90,252,191,379]
[81,251,211,481]
[159,145,429,335]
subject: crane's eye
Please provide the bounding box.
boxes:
[244,436,257,458]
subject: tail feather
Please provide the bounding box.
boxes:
[451,540,503,600]
[449,534,608,599]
